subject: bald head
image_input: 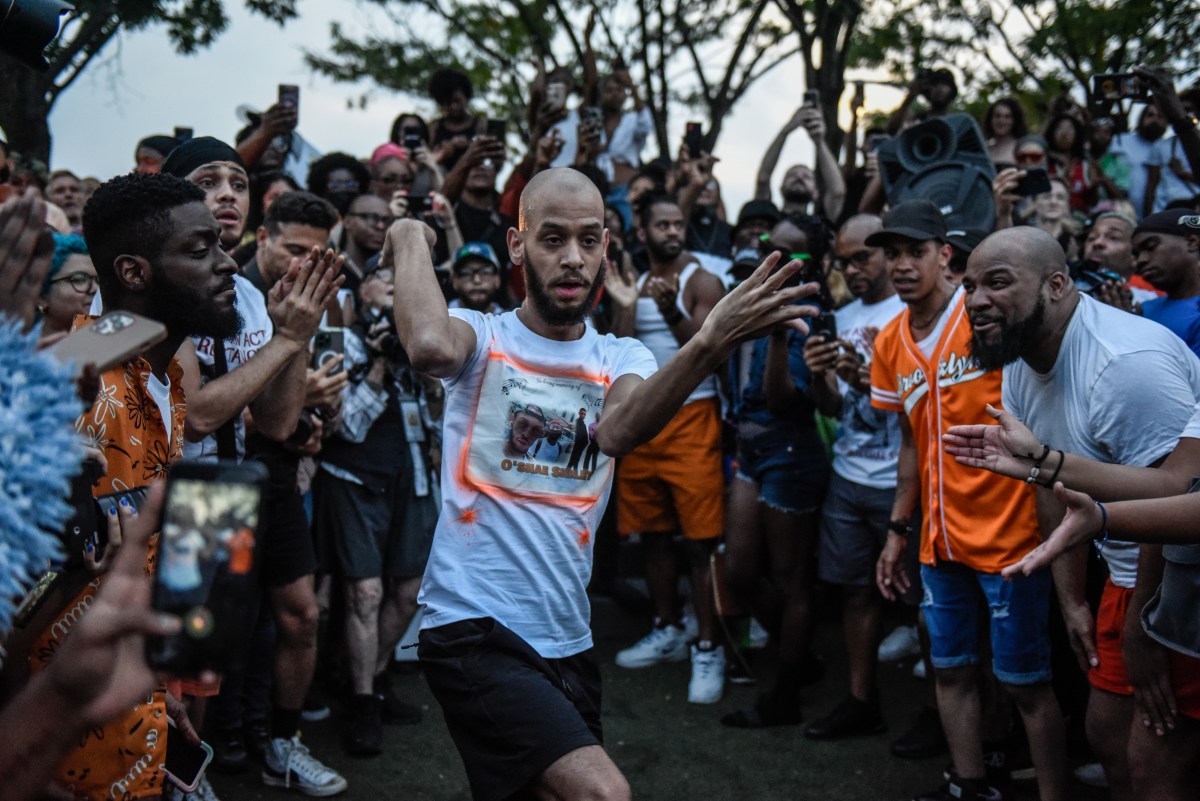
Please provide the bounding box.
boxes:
[519,168,604,231]
[839,214,883,241]
[969,227,1066,281]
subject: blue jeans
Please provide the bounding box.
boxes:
[920,561,1052,685]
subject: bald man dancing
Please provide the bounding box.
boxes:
[954,227,1200,801]
[383,168,818,801]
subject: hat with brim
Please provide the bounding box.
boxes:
[1135,209,1200,239]
[864,199,948,246]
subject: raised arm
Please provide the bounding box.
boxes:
[755,107,805,201]
[385,219,477,378]
[594,254,818,456]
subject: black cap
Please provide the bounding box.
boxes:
[945,227,989,256]
[734,199,782,231]
[864,199,948,246]
[1135,209,1200,239]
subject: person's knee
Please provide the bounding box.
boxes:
[275,589,319,646]
[1002,681,1055,717]
[843,585,877,613]
[392,577,421,610]
[347,579,384,619]
[685,538,715,572]
[933,664,977,691]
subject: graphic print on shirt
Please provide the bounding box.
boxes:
[465,352,610,499]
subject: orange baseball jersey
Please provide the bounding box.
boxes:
[870,290,1039,572]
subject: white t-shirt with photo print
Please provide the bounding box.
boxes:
[418,309,658,658]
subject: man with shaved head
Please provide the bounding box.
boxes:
[960,225,1200,800]
[384,167,818,801]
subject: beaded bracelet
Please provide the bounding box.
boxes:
[1093,500,1109,554]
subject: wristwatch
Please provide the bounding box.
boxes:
[888,519,913,538]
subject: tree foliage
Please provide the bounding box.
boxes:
[305,0,798,157]
[0,0,299,162]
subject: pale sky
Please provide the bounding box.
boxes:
[34,2,905,217]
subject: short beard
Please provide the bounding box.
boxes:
[644,237,681,263]
[151,273,243,341]
[524,260,606,328]
[970,294,1046,372]
[782,188,814,206]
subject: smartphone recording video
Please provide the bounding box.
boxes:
[146,460,267,676]
[803,89,821,107]
[684,122,704,159]
[1092,73,1148,102]
[278,83,300,115]
[1015,167,1052,197]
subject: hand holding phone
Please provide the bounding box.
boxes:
[684,122,704,159]
[1015,167,1052,197]
[278,83,300,115]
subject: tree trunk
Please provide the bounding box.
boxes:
[0,55,55,164]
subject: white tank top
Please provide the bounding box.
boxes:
[634,261,717,403]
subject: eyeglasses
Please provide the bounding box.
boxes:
[51,272,98,293]
[374,173,414,186]
[327,179,362,192]
[830,250,874,272]
[348,212,396,228]
[453,265,499,281]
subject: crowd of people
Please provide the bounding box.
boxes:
[1,39,1200,801]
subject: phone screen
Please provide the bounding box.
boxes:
[684,122,703,158]
[487,118,507,141]
[147,461,266,675]
[164,720,213,792]
[278,83,300,115]
[1016,168,1052,197]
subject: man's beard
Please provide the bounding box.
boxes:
[782,188,814,205]
[151,272,243,341]
[970,294,1046,372]
[524,260,606,328]
[644,236,682,263]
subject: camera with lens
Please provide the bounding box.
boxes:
[367,307,404,361]
[1070,259,1125,297]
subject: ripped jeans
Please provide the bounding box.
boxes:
[733,419,830,515]
[920,560,1053,684]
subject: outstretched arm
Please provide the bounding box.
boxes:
[594,254,818,456]
[755,107,805,201]
[385,219,477,378]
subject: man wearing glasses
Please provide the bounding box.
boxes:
[449,242,504,314]
[338,194,394,289]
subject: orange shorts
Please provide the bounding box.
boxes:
[617,398,724,540]
[1090,579,1134,695]
[1166,647,1200,720]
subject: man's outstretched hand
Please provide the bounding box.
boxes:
[699,252,819,351]
[1002,482,1102,580]
[942,404,1042,481]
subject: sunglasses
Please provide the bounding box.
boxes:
[758,234,810,264]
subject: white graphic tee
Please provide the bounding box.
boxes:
[419,309,658,657]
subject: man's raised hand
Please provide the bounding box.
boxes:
[272,247,344,343]
[1001,482,1103,580]
[0,194,55,329]
[699,252,819,350]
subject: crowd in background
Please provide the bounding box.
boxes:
[2,37,1200,801]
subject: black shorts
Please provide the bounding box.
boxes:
[419,618,603,801]
[257,480,317,588]
[312,468,437,579]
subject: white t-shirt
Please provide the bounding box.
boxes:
[418,309,658,657]
[831,294,906,488]
[185,274,275,461]
[634,262,717,404]
[1110,131,1163,217]
[145,372,174,450]
[1002,293,1200,587]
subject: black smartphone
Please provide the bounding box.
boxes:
[811,309,838,341]
[803,89,821,107]
[164,720,214,794]
[402,129,422,152]
[1015,167,1052,197]
[311,327,345,375]
[278,83,300,114]
[173,127,194,142]
[146,459,268,676]
[406,192,435,212]
[1092,73,1148,102]
[486,118,507,141]
[684,121,704,159]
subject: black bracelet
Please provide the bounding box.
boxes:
[888,519,913,538]
[1093,501,1109,553]
[1024,443,1053,484]
[1043,449,1065,488]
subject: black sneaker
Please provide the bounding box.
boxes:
[302,691,331,722]
[344,694,383,757]
[209,726,248,774]
[891,706,948,759]
[244,718,271,765]
[373,673,422,725]
[803,695,887,740]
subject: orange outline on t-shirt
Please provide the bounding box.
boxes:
[451,348,614,508]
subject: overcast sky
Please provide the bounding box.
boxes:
[35,3,904,216]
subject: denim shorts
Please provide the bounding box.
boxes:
[920,561,1052,685]
[734,421,829,515]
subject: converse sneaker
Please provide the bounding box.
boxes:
[614,622,688,668]
[262,735,348,796]
[688,644,725,704]
[878,624,921,661]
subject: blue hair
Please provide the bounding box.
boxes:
[0,318,83,632]
[47,232,89,292]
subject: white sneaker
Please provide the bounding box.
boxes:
[878,625,921,662]
[688,644,725,704]
[615,623,688,668]
[167,775,221,801]
[1073,762,1109,788]
[745,616,770,649]
[912,659,927,680]
[261,735,348,797]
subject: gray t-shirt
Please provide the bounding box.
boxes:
[1002,293,1200,587]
